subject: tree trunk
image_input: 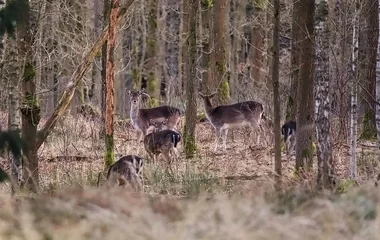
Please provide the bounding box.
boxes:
[315,0,334,189]
[251,1,266,89]
[5,36,22,185]
[286,0,302,121]
[16,1,41,192]
[295,0,315,172]
[145,0,159,106]
[272,0,281,190]
[200,1,211,93]
[183,0,198,158]
[104,0,118,168]
[101,0,109,136]
[90,0,103,103]
[350,0,360,180]
[377,0,380,147]
[209,0,229,104]
[360,0,378,140]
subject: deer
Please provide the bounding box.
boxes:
[281,120,296,158]
[143,118,181,172]
[106,155,144,190]
[127,89,182,142]
[199,92,265,152]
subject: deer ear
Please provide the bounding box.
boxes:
[126,89,131,95]
[150,119,155,125]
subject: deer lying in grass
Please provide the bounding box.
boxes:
[127,89,182,142]
[199,92,265,152]
[106,155,144,190]
[143,118,181,172]
[281,120,296,158]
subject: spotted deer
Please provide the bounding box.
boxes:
[127,89,182,142]
[106,155,144,190]
[143,118,181,171]
[199,92,265,151]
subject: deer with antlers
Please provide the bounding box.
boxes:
[127,89,182,142]
[199,92,265,152]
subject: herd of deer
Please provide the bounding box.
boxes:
[105,89,298,190]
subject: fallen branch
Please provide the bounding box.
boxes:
[36,0,135,148]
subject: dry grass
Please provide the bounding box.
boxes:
[0,114,380,239]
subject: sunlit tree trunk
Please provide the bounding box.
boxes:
[350,0,360,180]
[272,0,281,190]
[315,0,334,188]
[104,0,118,168]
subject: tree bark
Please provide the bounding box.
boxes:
[272,0,282,190]
[145,0,159,106]
[183,0,198,158]
[359,0,378,140]
[209,0,229,104]
[350,0,360,180]
[295,0,315,172]
[286,0,302,121]
[376,0,380,147]
[315,0,335,189]
[104,0,118,168]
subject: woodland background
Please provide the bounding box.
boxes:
[0,0,378,238]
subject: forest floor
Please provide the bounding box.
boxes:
[0,114,380,239]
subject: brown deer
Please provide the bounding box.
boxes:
[106,155,144,190]
[199,92,265,151]
[143,118,181,171]
[127,89,182,142]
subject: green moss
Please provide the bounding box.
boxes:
[218,80,230,102]
[183,125,197,159]
[104,134,114,169]
[360,111,376,140]
[286,96,294,120]
[335,179,357,194]
[253,0,266,10]
[201,0,213,9]
[147,97,159,108]
[302,147,313,159]
[23,62,35,82]
[132,69,140,89]
[147,73,156,93]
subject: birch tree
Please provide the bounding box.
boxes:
[350,0,360,180]
[272,0,281,190]
[315,0,334,188]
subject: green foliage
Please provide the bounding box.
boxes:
[336,179,358,194]
[183,124,197,159]
[360,111,376,140]
[218,80,230,102]
[104,134,114,170]
[0,0,30,37]
[201,0,213,9]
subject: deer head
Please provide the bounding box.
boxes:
[127,88,151,106]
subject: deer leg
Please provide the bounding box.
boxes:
[222,128,228,151]
[163,152,173,174]
[214,128,221,152]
